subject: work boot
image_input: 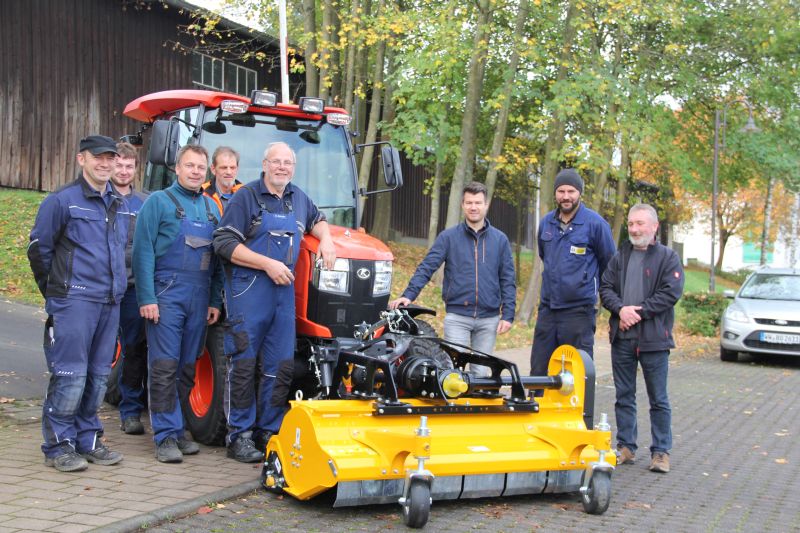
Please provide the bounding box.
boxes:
[649,452,670,473]
[177,437,200,456]
[81,444,123,466]
[121,417,145,435]
[227,435,264,463]
[253,431,274,454]
[615,445,635,465]
[155,437,183,463]
[45,451,89,472]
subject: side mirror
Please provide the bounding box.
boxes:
[381,146,403,188]
[148,119,179,167]
[723,289,735,299]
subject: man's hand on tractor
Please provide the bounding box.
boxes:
[388,296,411,310]
[497,319,512,335]
[264,256,295,286]
[207,307,221,325]
[318,236,337,270]
[140,303,160,324]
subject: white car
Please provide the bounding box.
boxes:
[720,267,800,362]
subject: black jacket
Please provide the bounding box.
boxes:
[599,240,684,351]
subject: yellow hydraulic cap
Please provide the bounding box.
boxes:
[441,371,469,398]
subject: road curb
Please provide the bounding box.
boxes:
[92,479,263,532]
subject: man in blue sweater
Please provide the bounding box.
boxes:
[132,145,223,463]
[28,135,128,472]
[530,169,615,387]
[389,182,516,370]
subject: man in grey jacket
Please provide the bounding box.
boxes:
[599,203,684,474]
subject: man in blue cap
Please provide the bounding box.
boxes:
[28,135,128,472]
[530,168,615,389]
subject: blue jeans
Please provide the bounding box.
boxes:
[443,313,500,377]
[611,338,671,455]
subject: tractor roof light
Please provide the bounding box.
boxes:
[326,113,352,126]
[251,90,278,107]
[299,97,325,114]
[220,100,249,114]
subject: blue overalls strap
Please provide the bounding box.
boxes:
[164,190,219,225]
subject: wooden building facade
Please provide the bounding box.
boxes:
[0,0,288,191]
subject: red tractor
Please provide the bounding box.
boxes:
[117,89,404,445]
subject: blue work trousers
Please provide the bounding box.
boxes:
[41,297,120,457]
[118,285,147,421]
[146,274,209,445]
[611,338,672,454]
[224,273,295,444]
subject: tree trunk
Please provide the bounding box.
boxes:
[329,7,342,104]
[369,46,396,242]
[610,142,630,244]
[357,0,387,216]
[303,0,318,97]
[318,0,334,101]
[353,0,371,146]
[790,193,800,267]
[484,0,529,206]
[343,0,361,113]
[443,0,491,228]
[759,176,774,265]
[717,226,729,270]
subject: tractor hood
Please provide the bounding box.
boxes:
[303,225,393,261]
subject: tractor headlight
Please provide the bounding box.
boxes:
[313,258,350,294]
[373,260,393,296]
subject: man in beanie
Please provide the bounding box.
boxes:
[530,168,615,391]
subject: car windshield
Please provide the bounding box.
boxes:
[200,109,357,228]
[738,273,800,301]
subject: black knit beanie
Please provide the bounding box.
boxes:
[553,168,584,194]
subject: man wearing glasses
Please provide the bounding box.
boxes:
[213,142,336,462]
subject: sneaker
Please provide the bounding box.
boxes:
[121,417,145,435]
[649,452,670,473]
[45,451,89,472]
[227,435,264,463]
[616,445,635,465]
[155,437,183,463]
[177,437,200,456]
[81,444,123,466]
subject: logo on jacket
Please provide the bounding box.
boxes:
[569,245,586,255]
[356,268,371,280]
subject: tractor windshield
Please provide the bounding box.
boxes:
[201,109,358,227]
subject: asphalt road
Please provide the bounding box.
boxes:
[142,350,800,533]
[0,300,48,400]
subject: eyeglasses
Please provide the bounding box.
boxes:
[266,159,295,167]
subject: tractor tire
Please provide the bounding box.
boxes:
[406,319,453,369]
[182,324,228,446]
[103,340,122,406]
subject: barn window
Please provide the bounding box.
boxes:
[192,52,224,90]
[225,63,257,96]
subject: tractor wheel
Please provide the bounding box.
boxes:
[407,319,453,369]
[581,470,611,515]
[182,324,227,446]
[720,346,738,362]
[103,340,122,406]
[402,480,431,528]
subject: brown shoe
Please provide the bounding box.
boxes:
[649,452,670,473]
[616,445,635,464]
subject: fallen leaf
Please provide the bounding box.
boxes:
[197,506,213,515]
[774,432,789,437]
[775,458,788,464]
[722,473,729,478]
[0,397,16,403]
[743,410,753,415]
[215,503,226,509]
[623,501,652,510]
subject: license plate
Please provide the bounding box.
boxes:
[760,332,800,344]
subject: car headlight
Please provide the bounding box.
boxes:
[373,260,393,296]
[724,305,750,324]
[313,258,350,294]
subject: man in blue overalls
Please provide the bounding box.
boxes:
[28,135,128,472]
[213,142,336,462]
[111,142,150,435]
[133,145,223,463]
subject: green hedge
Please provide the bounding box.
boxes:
[679,292,729,337]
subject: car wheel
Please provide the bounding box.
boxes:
[720,346,738,362]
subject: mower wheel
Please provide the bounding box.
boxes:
[581,470,611,515]
[408,319,453,369]
[402,480,431,528]
[182,324,227,445]
[103,339,122,406]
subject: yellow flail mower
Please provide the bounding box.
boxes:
[262,308,615,528]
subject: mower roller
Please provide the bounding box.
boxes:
[262,309,615,527]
